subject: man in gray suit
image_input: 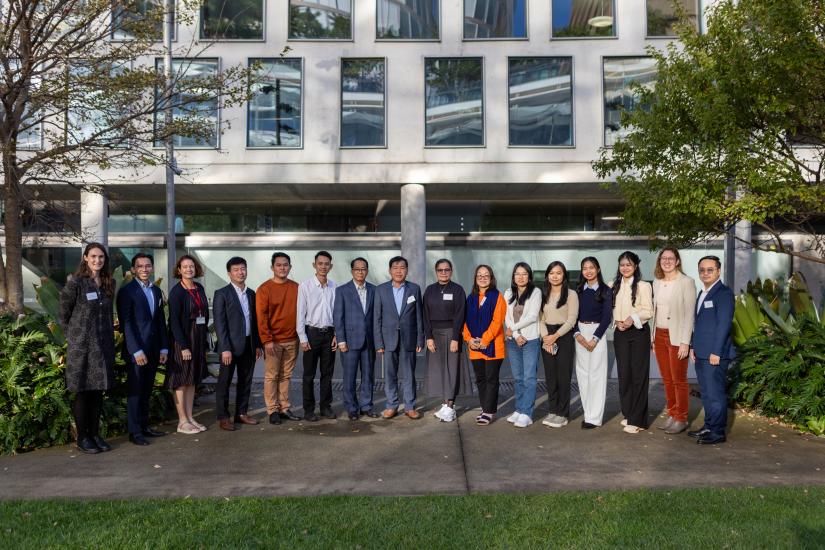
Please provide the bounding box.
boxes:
[374,256,424,419]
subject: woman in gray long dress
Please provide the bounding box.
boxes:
[59,242,116,455]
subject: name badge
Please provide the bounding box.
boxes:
[443,293,453,301]
[85,292,98,301]
[703,301,714,309]
[196,316,207,325]
[406,295,416,304]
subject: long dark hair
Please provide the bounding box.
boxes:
[508,262,536,305]
[74,242,114,297]
[613,251,642,307]
[471,264,497,295]
[543,261,569,309]
[576,256,607,303]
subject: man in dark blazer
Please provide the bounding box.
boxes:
[374,256,424,419]
[689,255,736,445]
[213,257,263,431]
[333,257,379,421]
[116,253,169,446]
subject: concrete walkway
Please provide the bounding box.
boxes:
[1,381,823,499]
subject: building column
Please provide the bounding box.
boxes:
[80,189,108,247]
[401,184,426,287]
[733,220,753,295]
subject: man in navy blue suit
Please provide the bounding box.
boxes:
[333,257,379,421]
[374,256,424,419]
[116,253,169,446]
[689,255,736,445]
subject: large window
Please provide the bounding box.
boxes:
[509,58,573,147]
[247,58,303,148]
[200,0,265,40]
[603,57,658,146]
[646,0,698,37]
[551,0,615,38]
[425,58,484,147]
[341,59,386,147]
[376,0,439,39]
[111,0,174,41]
[6,59,42,150]
[289,0,352,39]
[66,62,127,146]
[154,59,219,149]
[464,0,526,39]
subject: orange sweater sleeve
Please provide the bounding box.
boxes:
[480,295,506,347]
[256,284,272,345]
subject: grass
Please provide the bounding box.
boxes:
[2,487,824,548]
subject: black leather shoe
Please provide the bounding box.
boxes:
[77,437,101,454]
[93,436,112,452]
[280,410,301,421]
[362,409,381,418]
[304,412,320,422]
[129,433,150,446]
[320,408,337,420]
[697,433,726,445]
[348,411,359,421]
[269,412,282,425]
[581,421,598,430]
[687,427,711,438]
[142,427,166,437]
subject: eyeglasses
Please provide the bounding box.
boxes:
[698,268,718,274]
[660,257,677,262]
[436,268,452,273]
[351,268,367,272]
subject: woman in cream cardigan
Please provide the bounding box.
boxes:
[651,247,697,434]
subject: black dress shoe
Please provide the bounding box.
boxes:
[348,411,359,421]
[142,427,166,437]
[93,436,112,452]
[362,409,381,418]
[269,412,282,425]
[280,410,301,421]
[320,408,337,420]
[77,437,101,454]
[581,421,598,430]
[697,433,727,445]
[687,427,711,438]
[304,412,320,422]
[129,433,150,446]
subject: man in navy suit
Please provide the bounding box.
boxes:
[116,253,169,446]
[689,255,736,445]
[213,257,263,431]
[334,257,379,421]
[374,256,424,419]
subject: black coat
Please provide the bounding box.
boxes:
[213,284,261,356]
[167,282,209,351]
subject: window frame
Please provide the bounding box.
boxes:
[287,0,355,42]
[423,56,486,149]
[644,0,701,39]
[462,0,529,42]
[549,0,618,41]
[197,0,267,42]
[339,57,388,149]
[601,55,658,148]
[109,0,178,42]
[375,0,441,42]
[246,57,305,150]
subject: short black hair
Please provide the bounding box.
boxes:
[389,256,408,269]
[226,256,247,272]
[131,252,154,267]
[272,252,291,266]
[698,255,722,269]
[434,258,452,270]
[315,250,332,262]
[351,257,369,269]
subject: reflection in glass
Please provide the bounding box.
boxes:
[111,0,173,40]
[154,59,219,148]
[67,63,127,146]
[509,58,572,146]
[289,0,352,39]
[376,0,439,39]
[341,59,385,147]
[464,0,526,39]
[200,0,264,40]
[603,57,658,146]
[425,58,484,146]
[646,0,698,36]
[551,0,614,37]
[248,59,302,148]
[5,59,41,150]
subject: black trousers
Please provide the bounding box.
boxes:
[127,356,159,435]
[614,324,651,428]
[215,337,255,420]
[540,328,575,418]
[302,326,336,413]
[472,358,503,414]
[73,390,103,441]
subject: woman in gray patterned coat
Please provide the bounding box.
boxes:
[59,242,117,454]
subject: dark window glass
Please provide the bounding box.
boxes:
[603,57,658,146]
[200,0,264,40]
[247,59,302,148]
[289,0,352,39]
[376,0,439,39]
[425,58,484,146]
[154,59,219,148]
[341,59,385,147]
[551,0,615,38]
[464,0,526,39]
[509,57,573,146]
[646,0,698,37]
[111,0,174,41]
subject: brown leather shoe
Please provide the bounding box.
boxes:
[219,419,236,431]
[235,414,259,425]
[405,409,421,420]
[382,408,397,419]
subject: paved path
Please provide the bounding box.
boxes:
[1,382,823,499]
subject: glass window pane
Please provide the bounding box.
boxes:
[67,62,128,146]
[111,0,174,41]
[464,0,526,39]
[509,58,573,146]
[603,57,658,146]
[341,59,385,147]
[247,58,303,148]
[425,58,484,146]
[646,0,698,37]
[5,59,41,150]
[551,0,615,38]
[289,0,352,39]
[376,0,439,39]
[200,0,264,40]
[154,59,219,148]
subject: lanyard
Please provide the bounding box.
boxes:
[185,285,203,314]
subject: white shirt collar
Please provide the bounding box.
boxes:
[136,278,153,289]
[586,281,600,291]
[702,278,721,293]
[231,282,246,294]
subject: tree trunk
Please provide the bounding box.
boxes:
[3,169,24,315]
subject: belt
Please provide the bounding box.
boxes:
[307,325,334,333]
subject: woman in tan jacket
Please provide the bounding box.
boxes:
[651,247,697,434]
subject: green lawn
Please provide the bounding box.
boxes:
[2,487,824,548]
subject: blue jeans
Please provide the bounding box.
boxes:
[695,358,729,436]
[507,338,540,417]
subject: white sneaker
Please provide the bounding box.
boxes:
[434,404,448,420]
[620,418,628,427]
[514,413,533,428]
[506,411,520,423]
[623,424,644,434]
[543,415,568,428]
[440,407,456,422]
[541,414,558,427]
